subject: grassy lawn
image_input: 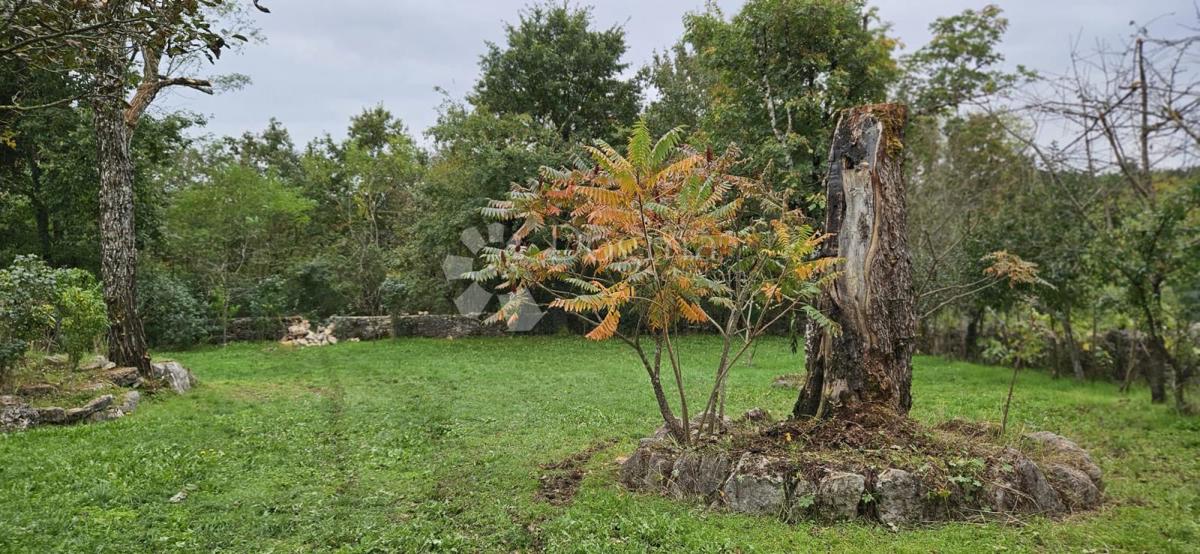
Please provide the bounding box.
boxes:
[1,336,1197,552]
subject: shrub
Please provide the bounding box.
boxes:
[54,269,109,368]
[138,271,210,349]
[241,275,291,318]
[289,258,346,317]
[474,122,838,444]
[0,255,59,383]
[379,276,409,316]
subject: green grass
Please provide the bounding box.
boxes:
[1,336,1197,552]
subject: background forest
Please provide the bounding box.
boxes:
[2,1,1198,408]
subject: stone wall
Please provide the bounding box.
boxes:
[209,314,507,343]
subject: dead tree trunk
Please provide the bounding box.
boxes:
[793,104,916,420]
[93,34,152,376]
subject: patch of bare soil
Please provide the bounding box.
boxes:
[535,438,617,506]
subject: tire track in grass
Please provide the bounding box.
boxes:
[307,346,365,548]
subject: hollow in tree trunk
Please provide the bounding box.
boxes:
[93,37,152,376]
[792,104,916,420]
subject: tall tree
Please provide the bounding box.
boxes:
[683,0,899,204]
[76,1,259,374]
[300,107,424,314]
[471,2,640,143]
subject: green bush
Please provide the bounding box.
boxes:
[0,256,108,378]
[379,276,409,316]
[54,269,109,368]
[138,271,210,349]
[0,255,59,383]
[289,258,346,317]
[241,275,291,318]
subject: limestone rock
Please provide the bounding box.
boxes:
[619,441,654,487]
[16,383,57,397]
[104,367,140,387]
[43,353,70,368]
[1023,431,1103,488]
[992,457,1063,514]
[0,395,37,431]
[279,318,339,347]
[326,316,391,340]
[875,468,923,526]
[119,391,141,413]
[392,314,505,338]
[786,477,816,521]
[1043,464,1101,511]
[33,406,67,424]
[669,450,731,499]
[79,355,114,371]
[88,407,124,423]
[642,450,677,490]
[150,361,196,394]
[816,472,865,521]
[64,394,113,423]
[721,453,788,515]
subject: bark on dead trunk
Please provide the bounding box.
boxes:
[93,36,151,376]
[793,104,916,420]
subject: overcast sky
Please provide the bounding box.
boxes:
[159,0,1194,147]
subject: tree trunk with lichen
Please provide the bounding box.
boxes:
[792,103,916,420]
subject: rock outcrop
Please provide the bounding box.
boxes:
[150,361,196,394]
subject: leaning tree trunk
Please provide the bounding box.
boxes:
[92,37,152,376]
[793,104,916,420]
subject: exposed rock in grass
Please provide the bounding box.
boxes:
[150,360,195,394]
[1044,464,1101,511]
[119,390,140,413]
[31,394,113,426]
[89,391,143,423]
[722,453,789,515]
[1023,431,1103,488]
[0,395,37,431]
[79,355,115,372]
[4,390,143,431]
[669,449,731,500]
[875,468,923,526]
[16,383,57,397]
[816,471,865,521]
[104,367,140,387]
[619,413,1105,526]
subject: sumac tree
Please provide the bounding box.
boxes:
[473,122,839,444]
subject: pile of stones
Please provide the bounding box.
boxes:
[280,318,339,347]
[1,357,195,432]
[619,411,1104,526]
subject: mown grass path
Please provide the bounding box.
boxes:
[1,337,1197,552]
